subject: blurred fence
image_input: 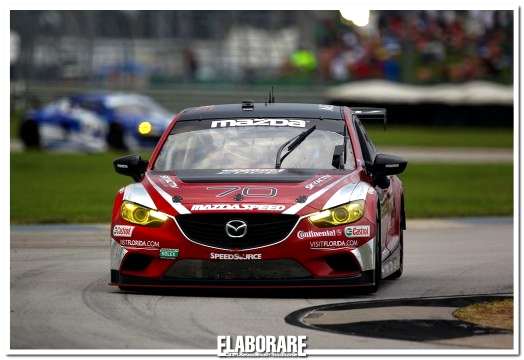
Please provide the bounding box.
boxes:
[10,81,328,113]
[11,10,513,86]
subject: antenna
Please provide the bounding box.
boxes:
[267,86,276,104]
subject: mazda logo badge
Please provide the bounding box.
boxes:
[225,220,248,238]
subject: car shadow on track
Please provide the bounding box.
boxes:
[110,280,399,300]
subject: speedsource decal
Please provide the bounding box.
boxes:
[120,239,160,248]
[345,225,371,238]
[210,253,262,260]
[297,229,341,239]
[211,119,306,128]
[217,335,307,357]
[112,225,134,237]
[310,239,358,249]
[191,204,285,211]
[160,248,179,259]
[217,169,285,175]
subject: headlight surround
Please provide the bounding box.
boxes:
[308,200,365,228]
[121,201,168,226]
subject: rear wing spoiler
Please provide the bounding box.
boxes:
[350,107,387,130]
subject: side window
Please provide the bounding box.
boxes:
[353,117,377,166]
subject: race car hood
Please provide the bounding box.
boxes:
[142,169,365,216]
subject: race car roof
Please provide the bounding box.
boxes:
[177,103,344,121]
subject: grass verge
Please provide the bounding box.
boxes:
[11,152,513,223]
[453,298,513,330]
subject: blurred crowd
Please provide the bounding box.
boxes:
[283,11,513,84]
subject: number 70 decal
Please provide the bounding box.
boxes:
[206,186,278,198]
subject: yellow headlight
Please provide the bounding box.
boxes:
[138,121,153,135]
[121,201,168,226]
[308,200,365,228]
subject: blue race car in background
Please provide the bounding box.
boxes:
[20,92,174,152]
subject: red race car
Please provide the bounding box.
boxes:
[110,102,407,292]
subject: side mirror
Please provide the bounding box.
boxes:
[371,153,407,177]
[332,145,344,169]
[113,155,148,182]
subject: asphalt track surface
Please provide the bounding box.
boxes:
[11,217,513,350]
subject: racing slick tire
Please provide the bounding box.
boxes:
[386,223,404,280]
[362,203,382,293]
[19,119,40,148]
[107,122,128,151]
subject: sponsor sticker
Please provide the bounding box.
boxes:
[211,119,306,129]
[191,204,285,211]
[310,239,358,249]
[345,225,371,238]
[217,335,307,357]
[217,169,285,175]
[112,225,134,238]
[120,239,160,248]
[210,253,262,260]
[159,175,178,188]
[304,175,332,190]
[160,248,179,259]
[319,104,334,111]
[297,229,342,239]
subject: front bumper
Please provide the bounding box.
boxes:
[110,269,375,288]
[110,233,377,288]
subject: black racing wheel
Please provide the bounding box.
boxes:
[19,119,40,148]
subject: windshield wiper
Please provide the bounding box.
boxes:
[275,125,316,169]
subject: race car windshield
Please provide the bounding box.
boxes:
[154,118,355,171]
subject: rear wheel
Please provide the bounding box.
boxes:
[107,122,128,151]
[19,119,40,148]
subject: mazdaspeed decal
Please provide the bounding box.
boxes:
[211,119,306,128]
[191,204,285,211]
[112,225,134,238]
[217,169,285,175]
[210,253,262,260]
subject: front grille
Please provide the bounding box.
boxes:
[176,213,299,249]
[165,259,311,280]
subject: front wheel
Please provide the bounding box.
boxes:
[363,205,382,293]
[387,226,403,279]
